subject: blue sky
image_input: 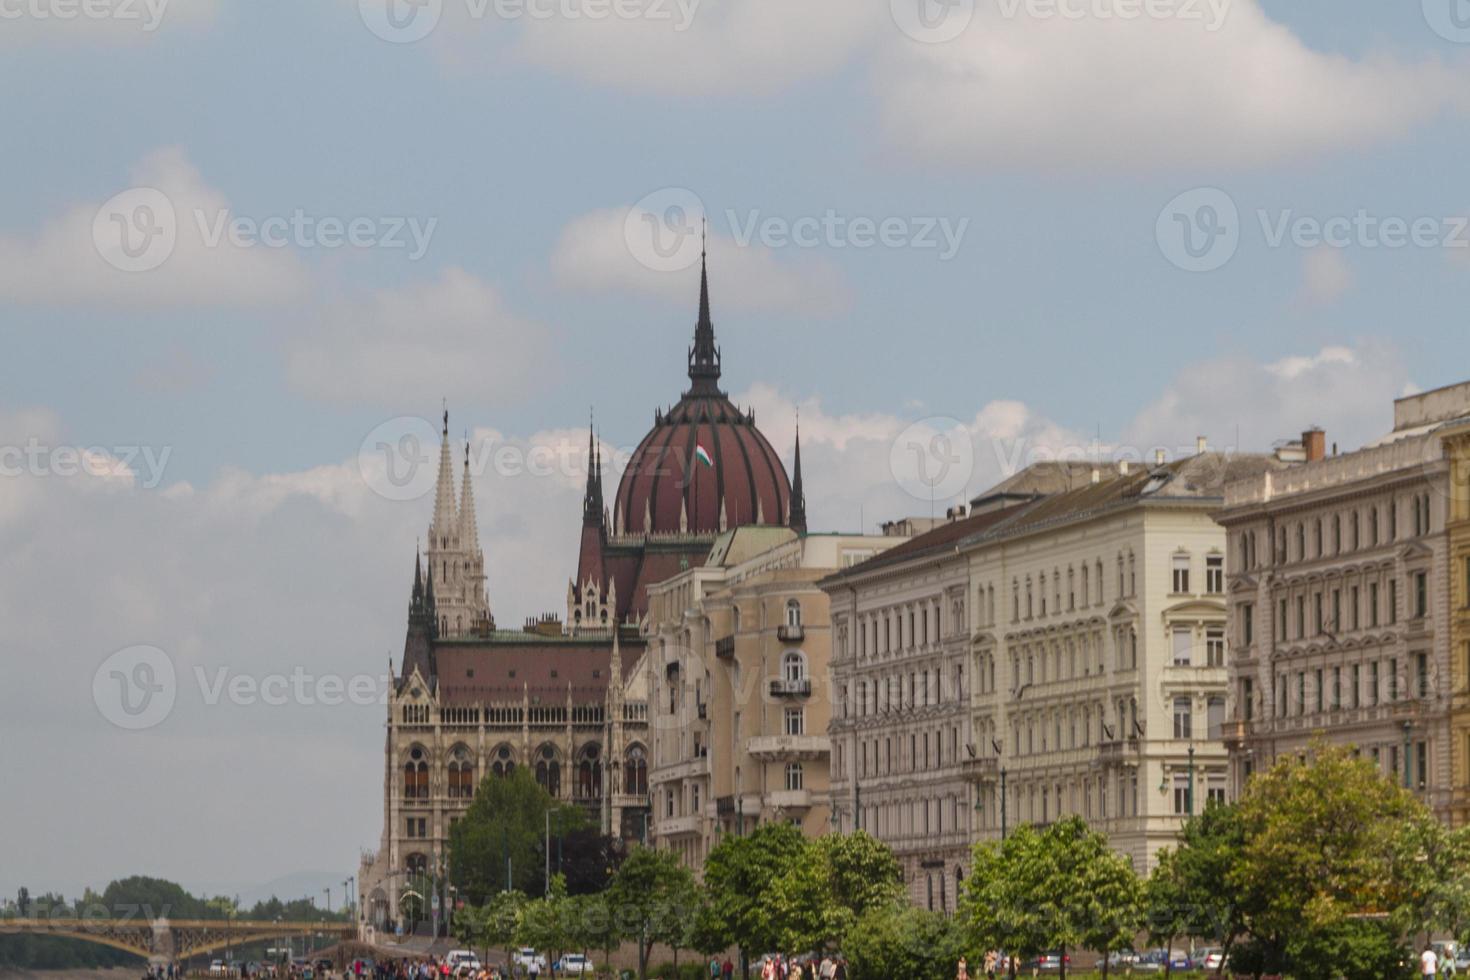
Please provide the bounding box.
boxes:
[1,0,1466,900]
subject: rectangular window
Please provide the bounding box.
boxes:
[1242,677,1254,721]
[1415,652,1429,700]
[1173,554,1190,593]
[1390,658,1400,701]
[1206,628,1225,668]
[1351,586,1361,630]
[1314,593,1323,635]
[1351,664,1360,709]
[1172,627,1193,666]
[1242,603,1255,645]
[1207,697,1225,739]
[1331,666,1341,710]
[1173,697,1192,739]
[1173,774,1191,815]
[1370,582,1380,628]
[1370,661,1380,705]
[1206,555,1224,594]
[784,707,805,735]
[1414,572,1428,620]
[1315,668,1324,713]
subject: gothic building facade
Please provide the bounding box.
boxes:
[359,253,806,933]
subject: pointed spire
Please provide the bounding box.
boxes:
[582,412,603,526]
[686,222,722,396]
[430,406,458,547]
[790,416,807,533]
[460,437,481,551]
[409,547,426,623]
[425,561,439,640]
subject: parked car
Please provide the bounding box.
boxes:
[555,955,593,975]
[1198,948,1224,971]
[1029,952,1069,971]
[1105,951,1141,969]
[211,962,228,977]
[1457,946,1470,973]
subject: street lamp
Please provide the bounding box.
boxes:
[1403,720,1414,791]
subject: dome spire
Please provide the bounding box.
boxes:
[583,410,604,526]
[790,415,807,533]
[687,219,723,396]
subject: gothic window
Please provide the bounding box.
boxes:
[447,745,475,799]
[625,745,648,796]
[535,745,561,798]
[491,743,514,778]
[403,747,429,800]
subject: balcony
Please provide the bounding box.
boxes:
[777,624,805,643]
[958,756,998,783]
[1220,719,1249,748]
[769,677,812,697]
[715,635,735,659]
[656,813,702,837]
[768,788,812,810]
[747,734,830,761]
[1097,738,1142,766]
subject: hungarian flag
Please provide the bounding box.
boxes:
[693,444,714,468]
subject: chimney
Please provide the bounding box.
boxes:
[1303,428,1326,463]
[1196,435,1207,455]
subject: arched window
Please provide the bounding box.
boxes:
[405,853,428,876]
[577,744,601,800]
[785,599,802,628]
[491,744,514,778]
[625,745,648,796]
[535,745,560,798]
[448,745,475,799]
[782,650,808,682]
[403,747,429,800]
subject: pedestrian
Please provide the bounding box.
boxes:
[956,956,968,980]
[721,959,733,980]
[982,951,997,980]
[1424,947,1441,979]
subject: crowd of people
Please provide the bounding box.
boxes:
[751,954,847,980]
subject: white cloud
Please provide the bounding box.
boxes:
[551,206,852,317]
[423,0,882,97]
[1296,247,1354,307]
[874,0,1470,170]
[1125,341,1411,454]
[284,267,552,408]
[0,146,307,310]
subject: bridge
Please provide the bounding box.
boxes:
[0,918,357,962]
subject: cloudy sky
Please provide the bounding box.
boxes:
[0,0,1463,902]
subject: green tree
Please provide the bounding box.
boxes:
[1230,742,1438,980]
[768,832,902,954]
[449,767,588,903]
[606,846,697,980]
[844,904,969,980]
[959,824,1053,979]
[702,823,807,977]
[16,888,29,917]
[454,890,526,970]
[518,875,576,971]
[1145,802,1249,977]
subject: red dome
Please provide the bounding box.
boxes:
[616,393,792,535]
[612,251,797,536]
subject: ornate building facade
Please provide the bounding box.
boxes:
[1218,381,1470,827]
[644,524,902,871]
[360,253,809,931]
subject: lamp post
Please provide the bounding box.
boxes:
[1187,745,1196,817]
[1403,720,1414,791]
[1000,768,1008,841]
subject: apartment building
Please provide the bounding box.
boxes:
[1218,382,1470,825]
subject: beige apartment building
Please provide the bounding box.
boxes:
[825,453,1285,894]
[1218,383,1470,826]
[644,526,901,870]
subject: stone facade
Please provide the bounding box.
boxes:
[645,527,899,871]
[1217,382,1470,826]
